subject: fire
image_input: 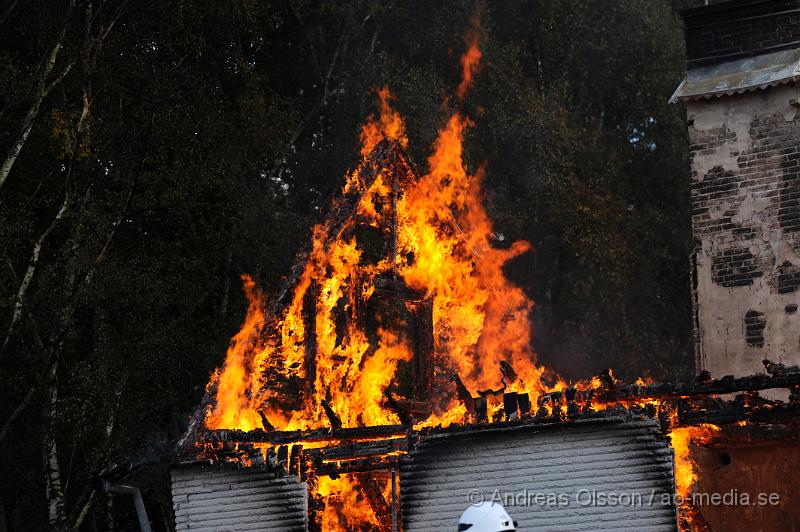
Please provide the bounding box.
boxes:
[360,86,408,159]
[414,402,469,429]
[456,13,482,102]
[204,274,267,431]
[317,475,368,531]
[204,19,549,436]
[197,17,737,532]
[670,424,719,498]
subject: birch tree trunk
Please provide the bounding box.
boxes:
[0,12,73,192]
[44,356,66,530]
[0,196,70,362]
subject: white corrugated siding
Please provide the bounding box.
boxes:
[400,418,677,532]
[171,466,307,531]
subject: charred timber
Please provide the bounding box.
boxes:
[674,401,800,428]
[302,279,318,397]
[321,399,343,430]
[304,438,408,462]
[538,373,800,406]
[268,138,416,317]
[413,298,435,402]
[356,473,393,532]
[452,373,476,414]
[384,391,412,426]
[703,420,800,444]
[315,455,400,476]
[198,424,407,444]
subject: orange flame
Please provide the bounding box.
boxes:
[360,86,408,158]
[670,424,720,499]
[204,17,550,437]
[456,24,482,102]
[205,274,267,431]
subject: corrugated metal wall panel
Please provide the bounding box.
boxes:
[171,466,308,531]
[400,418,677,532]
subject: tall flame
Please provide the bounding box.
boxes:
[360,86,408,158]
[205,21,546,435]
[204,274,267,431]
[670,424,720,499]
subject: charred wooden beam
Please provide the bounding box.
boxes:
[565,387,581,416]
[503,392,518,421]
[372,273,423,300]
[762,358,800,377]
[500,361,518,386]
[599,368,616,391]
[302,279,318,397]
[356,473,393,532]
[517,393,531,416]
[290,444,302,476]
[198,424,408,445]
[537,372,800,407]
[389,155,400,275]
[703,420,800,445]
[258,410,275,432]
[452,373,476,414]
[315,455,400,476]
[674,401,800,428]
[384,391,412,426]
[277,445,289,474]
[413,298,435,402]
[791,384,800,404]
[321,399,343,430]
[474,396,488,423]
[305,438,408,462]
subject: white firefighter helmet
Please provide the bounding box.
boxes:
[458,501,516,531]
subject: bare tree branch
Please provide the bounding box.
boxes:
[0,5,74,192]
[0,0,21,28]
[0,387,34,445]
[43,63,74,98]
[0,195,71,362]
[269,6,376,179]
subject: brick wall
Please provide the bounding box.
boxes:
[688,83,800,381]
[683,0,800,68]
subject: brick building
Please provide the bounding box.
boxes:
[671,1,800,530]
[671,0,800,384]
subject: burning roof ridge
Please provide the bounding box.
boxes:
[177,138,417,454]
[266,136,417,324]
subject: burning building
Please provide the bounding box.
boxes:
[170,2,800,531]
